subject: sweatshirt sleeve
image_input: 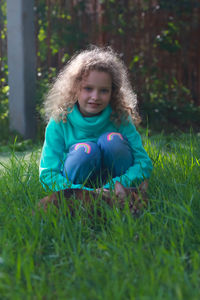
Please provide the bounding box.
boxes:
[39,119,85,191]
[103,121,153,189]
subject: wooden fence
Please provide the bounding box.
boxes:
[1,0,200,105]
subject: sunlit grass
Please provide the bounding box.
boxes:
[0,132,200,299]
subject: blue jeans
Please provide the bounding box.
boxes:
[63,132,134,186]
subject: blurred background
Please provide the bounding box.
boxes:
[0,0,200,144]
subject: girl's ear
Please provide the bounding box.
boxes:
[114,181,127,199]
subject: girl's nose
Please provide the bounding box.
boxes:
[91,90,98,100]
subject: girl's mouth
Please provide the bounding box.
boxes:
[88,102,100,107]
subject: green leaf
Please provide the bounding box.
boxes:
[2,85,9,94]
[129,56,139,70]
[38,27,46,42]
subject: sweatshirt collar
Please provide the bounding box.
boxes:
[67,103,112,133]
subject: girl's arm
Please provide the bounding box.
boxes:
[103,121,153,189]
[39,119,87,191]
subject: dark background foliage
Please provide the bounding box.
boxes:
[0,0,200,143]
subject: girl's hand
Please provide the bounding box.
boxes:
[95,187,109,194]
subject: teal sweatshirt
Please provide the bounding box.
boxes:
[39,104,153,191]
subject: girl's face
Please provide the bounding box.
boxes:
[77,70,112,117]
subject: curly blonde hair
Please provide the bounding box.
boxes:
[44,46,141,125]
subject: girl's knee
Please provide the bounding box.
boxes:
[63,142,101,183]
[70,142,100,159]
[97,132,128,153]
[97,132,134,176]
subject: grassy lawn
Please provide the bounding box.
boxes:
[0,132,200,299]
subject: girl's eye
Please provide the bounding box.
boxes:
[84,87,92,91]
[101,89,109,93]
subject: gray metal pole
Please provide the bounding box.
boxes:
[7,0,36,139]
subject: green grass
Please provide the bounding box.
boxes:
[0,132,200,300]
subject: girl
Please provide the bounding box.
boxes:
[39,46,153,192]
